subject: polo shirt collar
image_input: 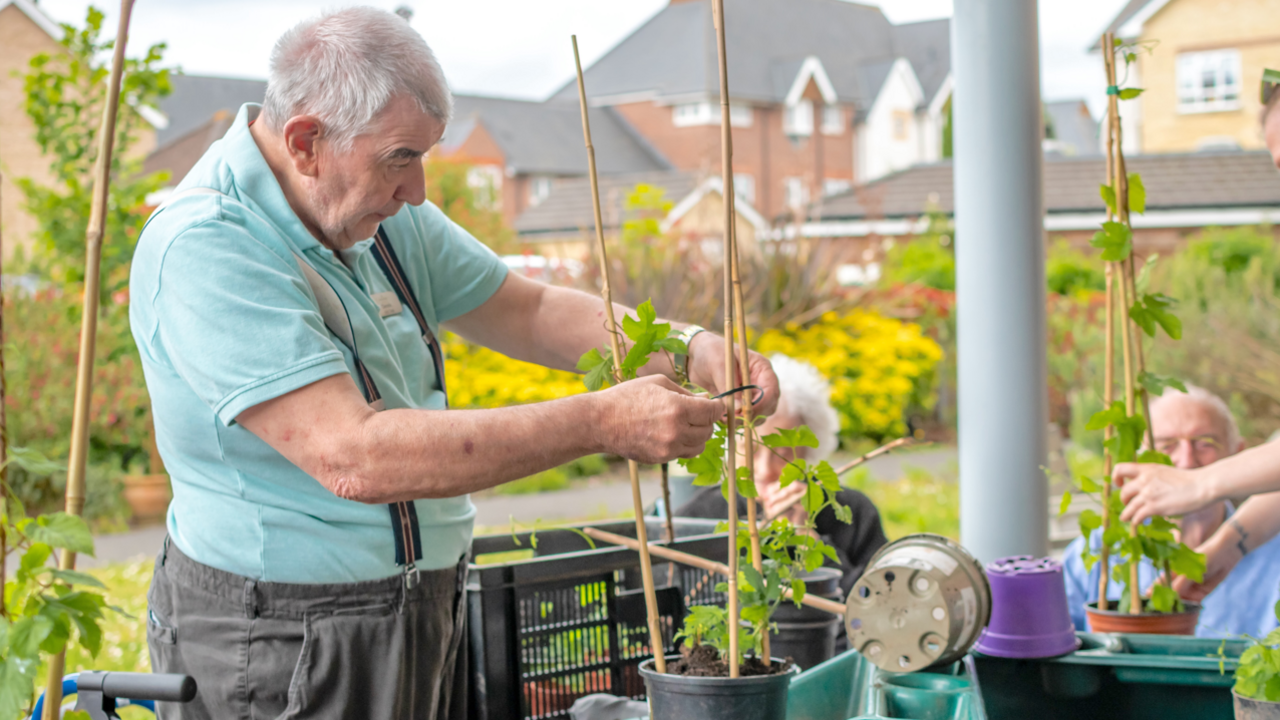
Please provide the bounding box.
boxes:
[222,103,324,254]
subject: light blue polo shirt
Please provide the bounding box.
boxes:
[129,103,509,583]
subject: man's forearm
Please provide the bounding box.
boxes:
[1202,440,1280,504]
[1210,491,1280,558]
[325,392,604,504]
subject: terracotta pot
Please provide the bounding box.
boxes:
[1235,689,1280,720]
[122,473,171,522]
[1084,601,1200,635]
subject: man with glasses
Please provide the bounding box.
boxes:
[1063,385,1280,637]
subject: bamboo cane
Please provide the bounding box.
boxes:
[710,0,741,678]
[572,36,667,674]
[1096,34,1118,610]
[581,527,848,616]
[43,2,136,715]
[661,462,675,585]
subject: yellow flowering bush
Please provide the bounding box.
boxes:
[443,333,584,408]
[756,309,943,441]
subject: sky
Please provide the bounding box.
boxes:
[33,0,1132,118]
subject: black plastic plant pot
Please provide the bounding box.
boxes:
[1236,690,1280,720]
[638,656,799,720]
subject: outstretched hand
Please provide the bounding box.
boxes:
[685,332,780,417]
[1114,462,1212,525]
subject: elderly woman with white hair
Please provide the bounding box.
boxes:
[676,355,889,597]
[131,7,779,718]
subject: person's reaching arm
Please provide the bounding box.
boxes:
[1115,440,1280,524]
[1173,491,1280,601]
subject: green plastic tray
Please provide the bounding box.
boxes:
[787,633,1245,720]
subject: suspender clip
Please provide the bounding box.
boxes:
[404,564,421,590]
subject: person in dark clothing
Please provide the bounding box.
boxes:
[674,355,889,598]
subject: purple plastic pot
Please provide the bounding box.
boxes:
[973,555,1080,659]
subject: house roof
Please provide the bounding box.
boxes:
[514,170,700,237]
[1045,100,1101,157]
[155,74,266,147]
[813,151,1280,220]
[0,0,61,39]
[441,94,671,176]
[548,0,948,109]
[143,110,236,187]
[1093,0,1173,48]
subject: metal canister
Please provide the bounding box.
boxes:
[844,533,992,673]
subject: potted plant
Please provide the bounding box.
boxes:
[1058,33,1205,634]
[1226,601,1280,719]
[121,410,171,523]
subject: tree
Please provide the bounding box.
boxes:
[423,157,518,255]
[17,6,172,298]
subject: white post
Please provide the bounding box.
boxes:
[952,0,1048,562]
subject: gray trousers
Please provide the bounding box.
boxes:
[146,537,469,720]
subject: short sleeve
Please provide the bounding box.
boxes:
[405,201,509,323]
[150,221,350,425]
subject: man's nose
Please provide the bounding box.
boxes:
[396,166,427,206]
[1173,439,1201,470]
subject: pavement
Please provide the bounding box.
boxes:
[75,445,959,568]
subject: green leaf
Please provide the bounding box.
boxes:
[735,467,758,499]
[1137,449,1173,466]
[653,337,688,355]
[833,501,852,524]
[8,616,53,656]
[1150,583,1178,613]
[4,446,64,476]
[24,512,94,556]
[1099,184,1117,215]
[761,426,819,450]
[1079,509,1102,534]
[0,655,38,720]
[790,578,806,606]
[1059,490,1073,517]
[17,542,52,582]
[577,348,614,391]
[1138,371,1187,398]
[1128,173,1146,214]
[1135,253,1158,294]
[815,462,840,493]
[1171,543,1206,583]
[1086,402,1127,431]
[1079,476,1102,493]
[1118,87,1144,100]
[1129,293,1182,340]
[802,482,823,515]
[1090,221,1133,262]
[778,463,806,488]
[50,569,106,589]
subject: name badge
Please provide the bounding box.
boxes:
[372,291,403,318]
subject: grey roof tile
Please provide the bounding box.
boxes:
[514,170,700,236]
[891,18,951,102]
[1045,100,1101,157]
[156,74,266,147]
[443,94,669,176]
[815,151,1280,219]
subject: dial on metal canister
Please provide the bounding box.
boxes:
[845,533,992,673]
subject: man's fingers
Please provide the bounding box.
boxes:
[1112,462,1137,484]
[1119,478,1142,504]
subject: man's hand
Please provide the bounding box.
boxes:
[595,375,724,464]
[684,332,780,417]
[1172,532,1242,602]
[1115,462,1213,525]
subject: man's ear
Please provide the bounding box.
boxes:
[282,115,324,177]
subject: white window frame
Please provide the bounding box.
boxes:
[822,178,850,197]
[672,101,753,127]
[1176,49,1242,114]
[783,176,809,209]
[784,100,814,137]
[529,176,553,207]
[466,165,503,210]
[821,105,843,135]
[733,173,755,204]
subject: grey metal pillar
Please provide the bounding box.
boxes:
[952,0,1048,562]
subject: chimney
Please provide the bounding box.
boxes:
[394,5,414,22]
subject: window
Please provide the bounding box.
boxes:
[784,100,814,136]
[892,110,911,140]
[784,177,809,209]
[733,173,755,204]
[822,178,850,197]
[672,101,752,127]
[528,176,553,207]
[466,165,503,210]
[822,105,843,135]
[1177,49,1241,113]
[836,263,881,287]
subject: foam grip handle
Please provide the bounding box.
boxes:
[78,672,198,702]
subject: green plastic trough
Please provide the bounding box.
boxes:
[786,632,1245,720]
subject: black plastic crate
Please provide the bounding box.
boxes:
[467,518,728,720]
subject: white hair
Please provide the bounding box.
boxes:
[1151,383,1241,452]
[770,354,841,461]
[263,6,452,150]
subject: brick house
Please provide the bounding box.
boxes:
[1100,0,1280,154]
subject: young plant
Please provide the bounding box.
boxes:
[1225,600,1280,702]
[576,299,688,391]
[1061,34,1205,615]
[675,424,850,666]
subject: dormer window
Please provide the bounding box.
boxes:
[784,100,814,137]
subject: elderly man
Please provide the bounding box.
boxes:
[676,355,888,597]
[131,8,777,719]
[1063,386,1280,637]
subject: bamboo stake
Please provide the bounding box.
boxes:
[582,527,848,616]
[572,36,666,674]
[710,0,740,678]
[43,1,135,715]
[1097,35,1118,610]
[660,462,675,585]
[728,181,768,660]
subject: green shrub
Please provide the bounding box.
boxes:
[1046,239,1106,296]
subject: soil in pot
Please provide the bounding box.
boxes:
[666,644,790,677]
[639,652,799,720]
[1084,601,1200,635]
